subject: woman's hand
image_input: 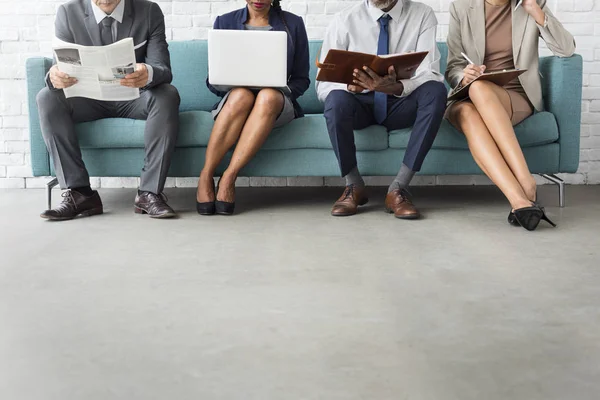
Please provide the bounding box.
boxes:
[521,0,546,25]
[461,64,486,86]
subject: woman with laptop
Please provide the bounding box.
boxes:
[445,0,574,231]
[196,0,310,215]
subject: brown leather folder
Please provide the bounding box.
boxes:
[448,69,527,101]
[315,49,429,84]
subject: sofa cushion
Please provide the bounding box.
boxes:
[388,111,559,150]
[76,113,389,151]
[263,114,388,151]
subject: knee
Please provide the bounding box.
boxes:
[324,90,356,117]
[468,80,494,100]
[222,88,255,115]
[254,89,284,115]
[452,102,480,130]
[421,81,448,105]
[147,84,180,114]
[36,87,66,117]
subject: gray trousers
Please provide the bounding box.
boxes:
[36,84,180,194]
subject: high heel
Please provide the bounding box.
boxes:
[215,180,235,216]
[513,204,556,231]
[507,211,520,226]
[196,176,216,215]
[215,200,235,215]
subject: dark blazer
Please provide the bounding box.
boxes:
[48,0,171,90]
[207,6,310,118]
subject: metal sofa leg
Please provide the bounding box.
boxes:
[538,174,565,208]
[46,178,59,210]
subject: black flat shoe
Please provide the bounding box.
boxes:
[215,200,235,215]
[513,205,556,231]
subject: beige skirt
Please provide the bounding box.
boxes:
[446,88,534,128]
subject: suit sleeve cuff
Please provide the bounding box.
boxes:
[145,64,154,85]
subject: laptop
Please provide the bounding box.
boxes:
[208,29,289,94]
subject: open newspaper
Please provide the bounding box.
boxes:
[52,37,140,101]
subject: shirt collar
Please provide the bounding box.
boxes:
[91,0,125,24]
[366,0,404,22]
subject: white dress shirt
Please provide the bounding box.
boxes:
[316,0,443,103]
[91,0,153,85]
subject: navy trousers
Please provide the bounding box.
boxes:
[323,81,447,177]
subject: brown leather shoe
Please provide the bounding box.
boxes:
[385,189,420,220]
[40,190,103,221]
[331,185,369,217]
[134,191,177,219]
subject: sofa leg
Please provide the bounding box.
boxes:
[46,178,59,210]
[538,174,565,208]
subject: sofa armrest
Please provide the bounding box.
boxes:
[539,54,583,173]
[26,57,54,177]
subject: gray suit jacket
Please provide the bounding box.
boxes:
[48,0,172,90]
[445,0,575,111]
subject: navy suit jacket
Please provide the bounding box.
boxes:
[207,6,310,117]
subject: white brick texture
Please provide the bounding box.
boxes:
[1,0,599,188]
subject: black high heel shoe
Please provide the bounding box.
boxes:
[215,181,235,216]
[513,204,556,231]
[508,189,540,226]
[196,177,216,215]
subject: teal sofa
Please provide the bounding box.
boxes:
[27,41,582,206]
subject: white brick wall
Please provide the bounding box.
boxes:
[0,0,599,189]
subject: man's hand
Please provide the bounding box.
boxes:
[351,65,404,95]
[461,64,486,86]
[49,65,78,89]
[120,63,148,88]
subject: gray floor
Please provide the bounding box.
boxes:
[1,185,599,400]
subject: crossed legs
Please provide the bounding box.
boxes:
[449,80,536,210]
[197,88,284,203]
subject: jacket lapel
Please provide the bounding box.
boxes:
[84,1,102,46]
[116,0,134,42]
[512,0,528,62]
[467,0,485,63]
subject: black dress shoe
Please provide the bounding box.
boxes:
[134,191,177,218]
[40,190,103,221]
[513,204,556,231]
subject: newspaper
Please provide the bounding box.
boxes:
[53,37,140,101]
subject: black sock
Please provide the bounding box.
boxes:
[72,186,94,196]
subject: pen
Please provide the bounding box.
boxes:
[461,52,475,65]
[514,0,521,11]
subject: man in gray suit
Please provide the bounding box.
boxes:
[37,0,180,220]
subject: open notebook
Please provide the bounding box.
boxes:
[316,49,428,85]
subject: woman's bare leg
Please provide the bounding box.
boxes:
[468,81,537,201]
[217,88,284,203]
[196,88,255,203]
[450,101,532,210]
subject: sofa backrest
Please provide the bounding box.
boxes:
[169,40,449,113]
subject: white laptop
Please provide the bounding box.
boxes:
[208,29,289,93]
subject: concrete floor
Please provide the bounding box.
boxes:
[1,185,599,400]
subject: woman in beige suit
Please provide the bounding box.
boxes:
[445,0,575,231]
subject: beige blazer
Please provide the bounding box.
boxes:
[445,0,575,111]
